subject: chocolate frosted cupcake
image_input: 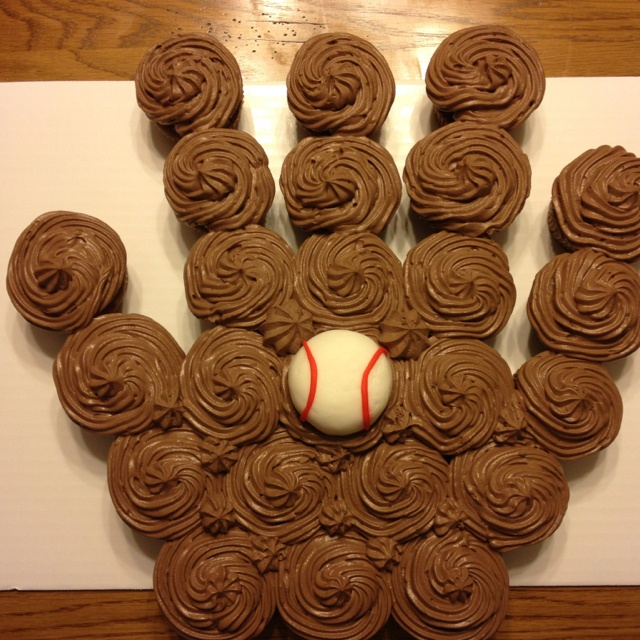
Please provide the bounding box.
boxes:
[280,135,401,233]
[527,248,640,361]
[549,145,640,262]
[286,32,395,136]
[53,313,184,435]
[135,32,243,139]
[449,443,570,552]
[277,533,393,640]
[7,211,127,332]
[403,122,531,236]
[180,326,282,446]
[390,531,509,640]
[404,230,516,339]
[108,427,211,540]
[294,231,404,339]
[426,24,545,131]
[164,129,275,231]
[515,350,623,459]
[407,338,515,455]
[155,529,278,640]
[184,225,295,330]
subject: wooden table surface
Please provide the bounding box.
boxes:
[1,0,640,638]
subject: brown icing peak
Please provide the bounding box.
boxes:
[426,24,545,131]
[527,248,640,361]
[259,299,315,356]
[164,129,275,231]
[180,326,282,446]
[403,122,531,236]
[449,443,570,552]
[515,350,623,459]
[280,135,401,233]
[286,32,395,135]
[184,225,296,331]
[404,230,516,339]
[6,211,127,332]
[53,313,184,436]
[135,33,243,138]
[549,144,640,261]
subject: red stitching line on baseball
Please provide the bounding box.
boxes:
[300,340,317,422]
[361,347,388,431]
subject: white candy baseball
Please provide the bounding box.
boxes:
[287,329,393,436]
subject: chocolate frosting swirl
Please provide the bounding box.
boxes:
[185,226,295,330]
[6,211,127,332]
[515,350,622,459]
[379,307,431,360]
[404,231,516,339]
[108,427,211,540]
[549,145,640,261]
[277,533,393,640]
[391,532,509,640]
[135,33,243,138]
[259,299,315,356]
[338,440,449,542]
[294,232,404,339]
[154,529,276,640]
[286,32,395,136]
[164,129,275,231]
[224,429,336,544]
[449,443,570,552]
[53,313,184,435]
[180,326,282,446]
[280,135,401,233]
[527,248,640,361]
[426,25,545,131]
[407,338,514,455]
[403,122,531,236]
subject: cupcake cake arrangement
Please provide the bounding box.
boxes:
[6,26,640,640]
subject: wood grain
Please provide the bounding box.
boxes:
[1,0,640,638]
[1,0,639,82]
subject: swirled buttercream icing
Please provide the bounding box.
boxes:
[277,533,393,640]
[527,248,640,361]
[280,135,401,233]
[164,129,275,231]
[425,25,545,131]
[549,145,640,261]
[294,232,404,339]
[286,32,395,135]
[391,531,509,640]
[107,427,211,540]
[180,326,282,446]
[154,529,276,640]
[379,308,431,360]
[338,440,449,542]
[259,299,315,356]
[449,443,570,552]
[514,350,622,459]
[224,429,335,544]
[407,338,514,455]
[184,225,295,330]
[6,211,127,332]
[403,122,531,236]
[135,32,243,138]
[53,313,184,435]
[404,231,516,339]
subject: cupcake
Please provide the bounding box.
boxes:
[280,135,401,233]
[135,32,243,139]
[6,211,127,332]
[403,230,516,339]
[403,122,531,236]
[515,350,623,459]
[164,129,275,231]
[286,32,395,136]
[527,248,640,361]
[549,145,640,262]
[426,24,545,131]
